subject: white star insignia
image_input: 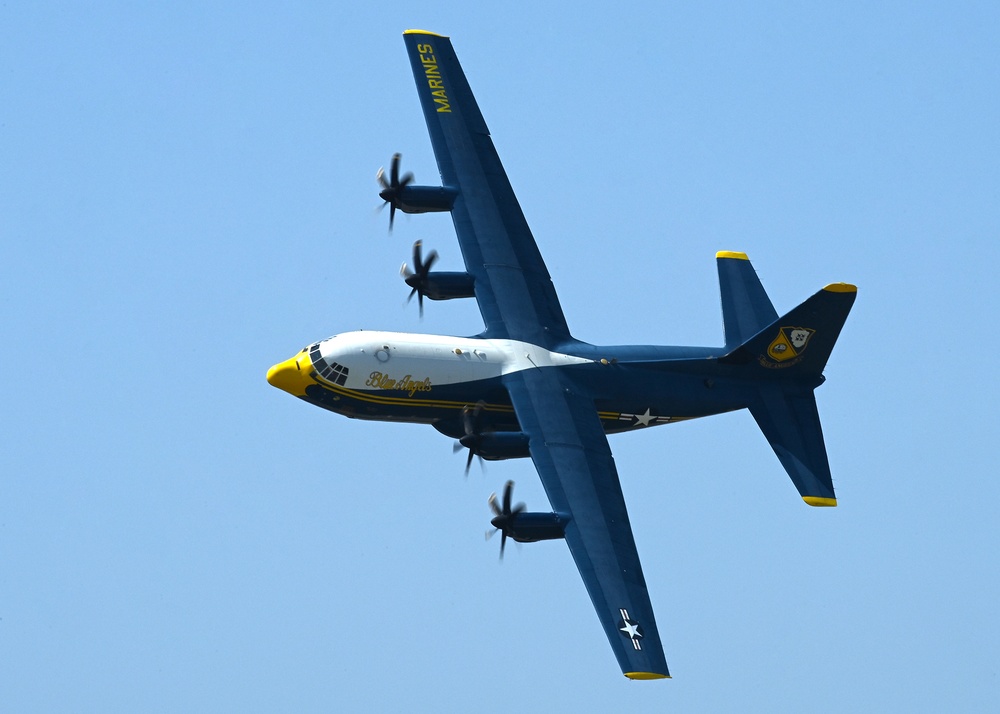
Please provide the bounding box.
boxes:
[633,408,655,427]
[620,619,641,639]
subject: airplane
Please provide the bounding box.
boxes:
[266,29,856,680]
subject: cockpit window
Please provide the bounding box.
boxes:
[308,343,349,386]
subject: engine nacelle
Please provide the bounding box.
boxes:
[504,512,569,543]
[470,431,531,461]
[417,271,476,301]
[396,185,458,214]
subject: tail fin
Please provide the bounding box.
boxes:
[722,282,857,377]
[724,279,857,506]
[717,251,778,350]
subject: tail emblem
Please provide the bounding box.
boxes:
[765,326,815,365]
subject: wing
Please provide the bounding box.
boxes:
[401,30,668,678]
[402,30,570,349]
[503,367,670,679]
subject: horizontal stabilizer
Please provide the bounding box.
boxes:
[749,387,837,505]
[717,251,778,350]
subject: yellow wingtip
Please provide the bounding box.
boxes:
[823,282,857,293]
[716,250,749,260]
[624,672,672,680]
[803,496,838,507]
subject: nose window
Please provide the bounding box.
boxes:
[309,344,349,386]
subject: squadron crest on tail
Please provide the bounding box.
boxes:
[764,326,816,365]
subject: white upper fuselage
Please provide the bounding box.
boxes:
[315,330,594,392]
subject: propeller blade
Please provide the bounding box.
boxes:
[377,154,415,234]
[487,480,524,561]
[471,401,485,430]
[412,240,423,273]
[390,153,401,187]
[456,401,489,477]
[462,404,476,437]
[401,240,442,318]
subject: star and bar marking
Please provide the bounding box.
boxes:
[618,608,644,650]
[617,408,685,428]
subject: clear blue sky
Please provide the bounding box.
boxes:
[3,2,998,711]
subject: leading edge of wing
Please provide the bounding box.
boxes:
[401,31,571,348]
[502,367,670,679]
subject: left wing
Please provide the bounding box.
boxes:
[503,367,670,679]
[402,30,570,349]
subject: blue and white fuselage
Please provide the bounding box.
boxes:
[267,330,750,441]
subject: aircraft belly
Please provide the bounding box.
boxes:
[563,363,751,425]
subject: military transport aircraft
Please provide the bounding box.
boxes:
[267,30,856,680]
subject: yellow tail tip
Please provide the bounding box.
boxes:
[803,496,838,507]
[823,282,857,293]
[716,250,749,260]
[404,29,448,37]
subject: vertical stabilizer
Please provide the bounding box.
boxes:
[724,283,857,378]
[717,251,778,350]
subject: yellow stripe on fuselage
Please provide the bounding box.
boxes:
[313,374,516,413]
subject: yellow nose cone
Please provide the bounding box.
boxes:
[266,353,312,397]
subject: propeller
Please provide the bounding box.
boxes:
[452,401,487,476]
[487,480,525,560]
[376,153,414,232]
[400,240,438,317]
